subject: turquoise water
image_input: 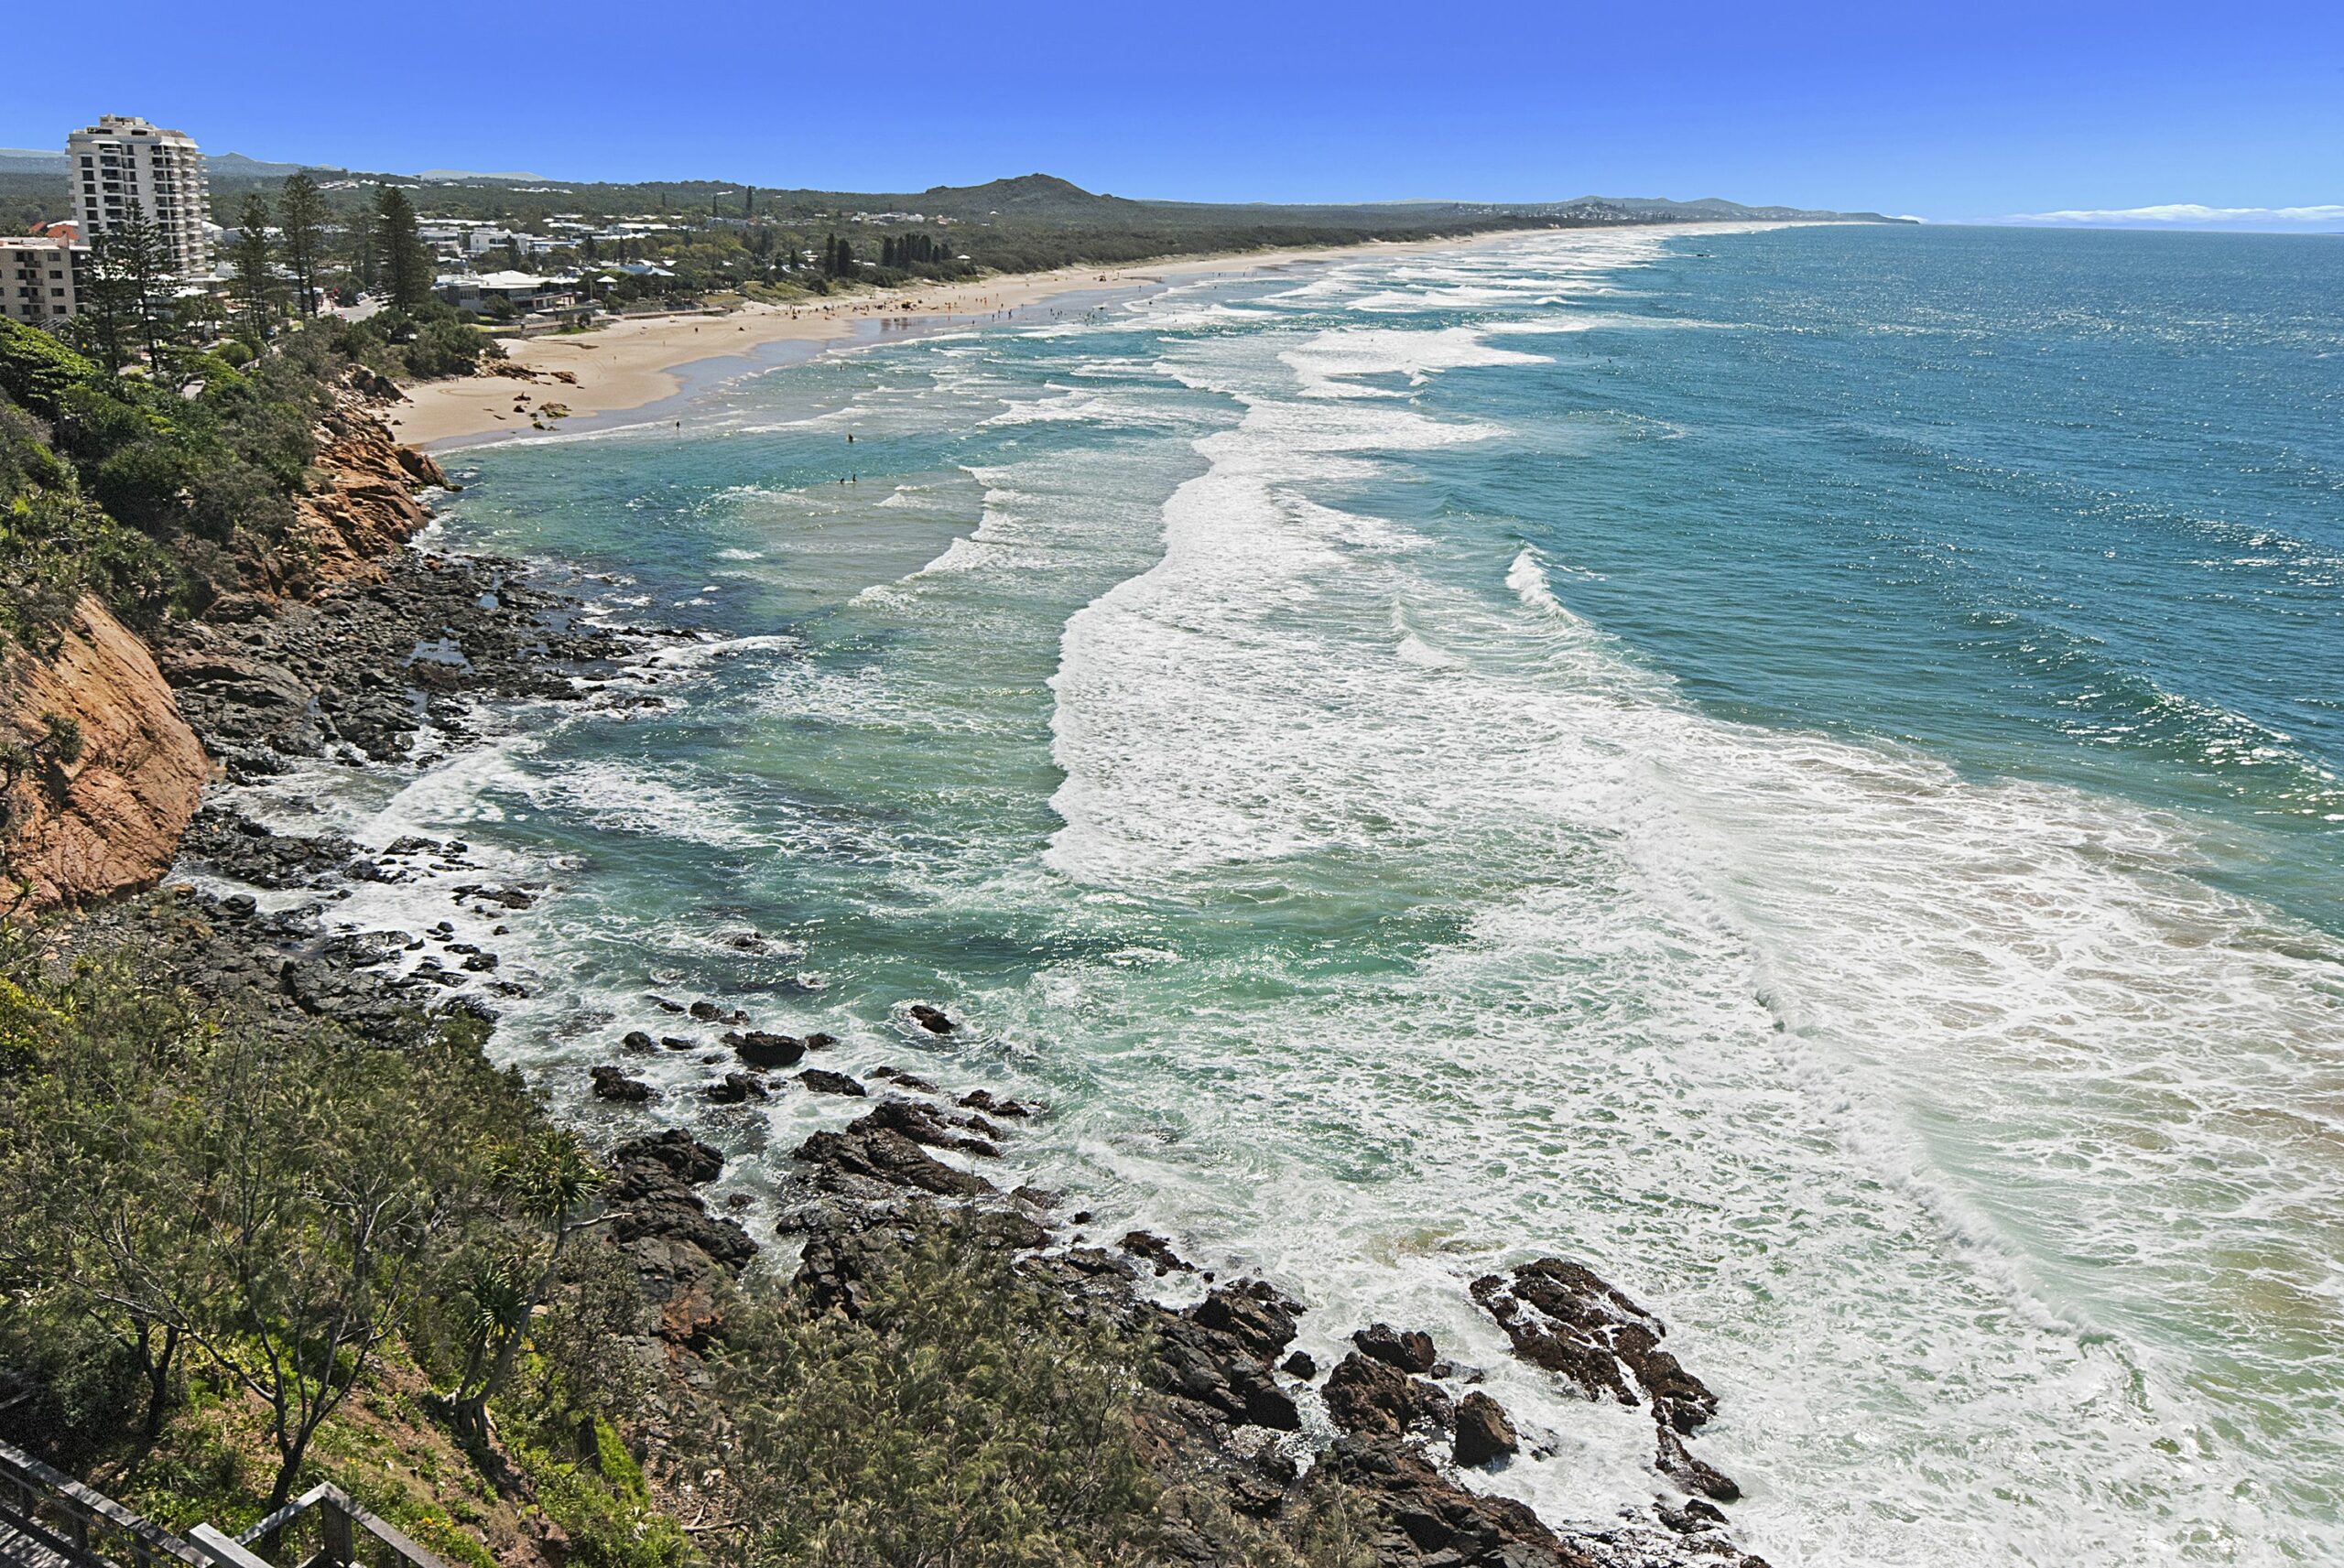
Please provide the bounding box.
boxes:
[310,225,2341,1563]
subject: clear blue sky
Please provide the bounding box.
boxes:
[6,0,2339,225]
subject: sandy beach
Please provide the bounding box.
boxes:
[392,235,1525,448]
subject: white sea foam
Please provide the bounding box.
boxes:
[372,226,2341,1568]
[1032,290,2343,1564]
[1277,326,1551,397]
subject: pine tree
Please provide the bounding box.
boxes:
[231,194,277,350]
[104,200,173,369]
[277,172,326,318]
[77,230,139,373]
[374,185,433,313]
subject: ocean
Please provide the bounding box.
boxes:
[252,222,2344,1564]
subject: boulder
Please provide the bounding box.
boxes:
[1120,1230,1195,1275]
[610,1129,722,1187]
[1452,1390,1518,1468]
[726,1030,805,1068]
[706,1072,768,1104]
[1325,1435,1568,1568]
[1353,1321,1438,1375]
[1323,1351,1454,1440]
[793,1126,993,1199]
[590,1065,654,1101]
[1656,1424,1740,1502]
[1190,1281,1301,1364]
[1472,1258,1719,1433]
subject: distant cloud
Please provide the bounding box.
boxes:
[2004,202,2344,230]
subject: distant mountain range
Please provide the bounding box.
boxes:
[0,146,315,178]
[0,153,1898,225]
[0,148,548,184]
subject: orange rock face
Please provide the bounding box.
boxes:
[0,399,448,915]
[251,402,455,598]
[1,597,210,915]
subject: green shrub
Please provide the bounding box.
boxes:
[0,320,99,420]
[701,1215,1160,1568]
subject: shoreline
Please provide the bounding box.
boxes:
[128,520,1763,1568]
[30,218,1815,1566]
[392,228,1554,449]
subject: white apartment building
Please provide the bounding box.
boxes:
[68,114,213,277]
[1,236,84,326]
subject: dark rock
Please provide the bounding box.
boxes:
[1191,1281,1301,1364]
[726,1030,805,1068]
[1452,1390,1519,1468]
[798,1068,866,1097]
[661,1035,694,1051]
[1656,1424,1741,1502]
[590,1065,654,1102]
[1656,1498,1731,1535]
[610,1129,722,1186]
[960,1088,1037,1118]
[1282,1350,1318,1379]
[1152,1315,1303,1432]
[622,1030,655,1052]
[802,1032,838,1050]
[793,1127,993,1199]
[1323,1351,1454,1440]
[180,806,359,890]
[706,1072,768,1104]
[1354,1321,1439,1376]
[1120,1230,1194,1275]
[907,1002,956,1034]
[1324,1435,1568,1567]
[852,1097,999,1158]
[1472,1258,1719,1433]
[689,1000,722,1022]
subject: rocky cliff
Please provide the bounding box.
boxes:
[1,397,450,915]
[1,596,208,914]
[246,395,453,600]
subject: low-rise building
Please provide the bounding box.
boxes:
[2,234,86,326]
[434,269,585,314]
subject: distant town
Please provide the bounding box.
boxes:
[4,114,1894,360]
[4,114,988,344]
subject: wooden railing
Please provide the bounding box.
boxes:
[0,1438,210,1568]
[0,1443,443,1568]
[229,1486,445,1568]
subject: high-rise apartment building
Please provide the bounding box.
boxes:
[67,114,212,277]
